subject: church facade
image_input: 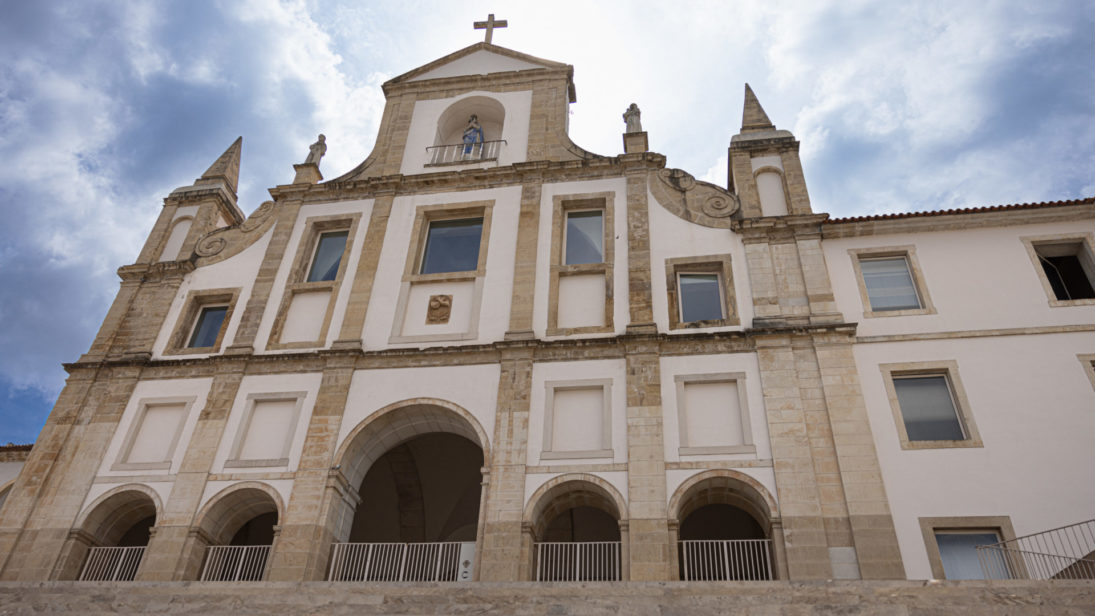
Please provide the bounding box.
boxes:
[0,36,1093,586]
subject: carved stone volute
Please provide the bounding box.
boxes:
[193,200,278,264]
[649,168,740,228]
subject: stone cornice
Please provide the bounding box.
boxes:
[733,213,830,243]
[116,260,195,283]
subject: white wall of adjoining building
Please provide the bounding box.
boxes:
[855,333,1095,579]
[399,90,533,173]
[647,190,753,333]
[254,199,374,353]
[152,228,273,359]
[534,179,629,338]
[209,373,323,474]
[362,186,522,350]
[825,220,1095,338]
[338,363,501,456]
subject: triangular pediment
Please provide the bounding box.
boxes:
[389,43,568,84]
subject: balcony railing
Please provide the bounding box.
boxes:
[199,545,270,581]
[680,539,773,581]
[534,541,622,581]
[426,140,505,166]
[328,542,474,582]
[977,519,1095,580]
[78,546,145,581]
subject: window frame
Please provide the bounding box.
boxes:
[1022,233,1095,307]
[165,288,241,355]
[541,378,613,460]
[849,246,936,318]
[880,360,982,450]
[112,396,197,471]
[1079,354,1095,393]
[267,213,362,350]
[305,229,351,283]
[918,516,1021,580]
[675,372,755,456]
[547,193,615,336]
[665,254,738,330]
[224,391,307,469]
[563,209,605,265]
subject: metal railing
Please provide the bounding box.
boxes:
[680,539,773,581]
[534,541,622,581]
[977,519,1095,580]
[426,140,505,166]
[199,545,270,581]
[327,542,472,582]
[78,546,145,581]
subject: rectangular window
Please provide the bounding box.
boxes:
[306,230,349,282]
[420,218,483,274]
[860,256,921,311]
[849,246,935,317]
[678,273,724,323]
[934,531,1003,580]
[880,361,981,450]
[187,306,229,348]
[564,210,604,265]
[541,379,613,460]
[225,392,306,468]
[112,396,196,471]
[675,372,754,456]
[892,375,964,441]
[1034,241,1095,301]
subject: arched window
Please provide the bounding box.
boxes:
[67,486,160,581]
[192,484,282,581]
[525,476,627,581]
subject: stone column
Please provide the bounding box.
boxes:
[477,346,533,581]
[136,361,245,580]
[265,355,355,581]
[505,181,542,340]
[623,340,670,581]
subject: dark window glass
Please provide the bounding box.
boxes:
[306,231,349,282]
[420,218,483,274]
[935,532,1005,580]
[1040,254,1095,300]
[565,210,603,265]
[893,375,964,441]
[860,257,921,311]
[679,274,723,322]
[188,306,228,348]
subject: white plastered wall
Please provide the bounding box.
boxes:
[407,50,546,82]
[856,333,1095,579]
[825,220,1095,338]
[95,378,213,479]
[209,373,323,473]
[362,186,521,349]
[337,363,501,456]
[647,187,753,333]
[254,199,374,353]
[400,90,532,174]
[152,228,273,358]
[534,179,629,338]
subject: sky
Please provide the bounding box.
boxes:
[0,0,1093,444]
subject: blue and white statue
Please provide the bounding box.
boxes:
[462,115,484,153]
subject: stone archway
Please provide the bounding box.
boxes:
[523,474,629,581]
[668,470,784,580]
[327,399,489,582]
[186,482,283,581]
[57,484,162,580]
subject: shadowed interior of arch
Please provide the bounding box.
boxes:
[674,478,774,581]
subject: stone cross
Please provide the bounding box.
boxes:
[473,13,507,44]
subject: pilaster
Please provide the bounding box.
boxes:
[334,194,394,348]
[505,182,542,339]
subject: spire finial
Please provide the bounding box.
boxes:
[197,136,242,194]
[741,84,775,133]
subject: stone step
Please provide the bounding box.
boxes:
[1,580,1093,615]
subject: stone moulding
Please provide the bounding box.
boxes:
[649,168,741,228]
[193,199,279,265]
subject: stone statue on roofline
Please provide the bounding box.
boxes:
[623,103,642,133]
[304,134,327,166]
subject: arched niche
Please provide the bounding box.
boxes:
[434,96,506,146]
[753,167,790,217]
[668,470,784,580]
[59,485,161,580]
[159,216,194,262]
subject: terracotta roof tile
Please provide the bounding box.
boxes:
[825,196,1095,224]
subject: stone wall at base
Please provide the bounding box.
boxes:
[0,580,1092,615]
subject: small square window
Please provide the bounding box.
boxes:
[564,210,603,265]
[892,375,964,441]
[933,531,1005,580]
[860,256,922,311]
[920,517,1018,580]
[306,230,349,282]
[880,361,981,450]
[678,273,724,323]
[187,305,228,348]
[1034,241,1095,301]
[420,218,483,274]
